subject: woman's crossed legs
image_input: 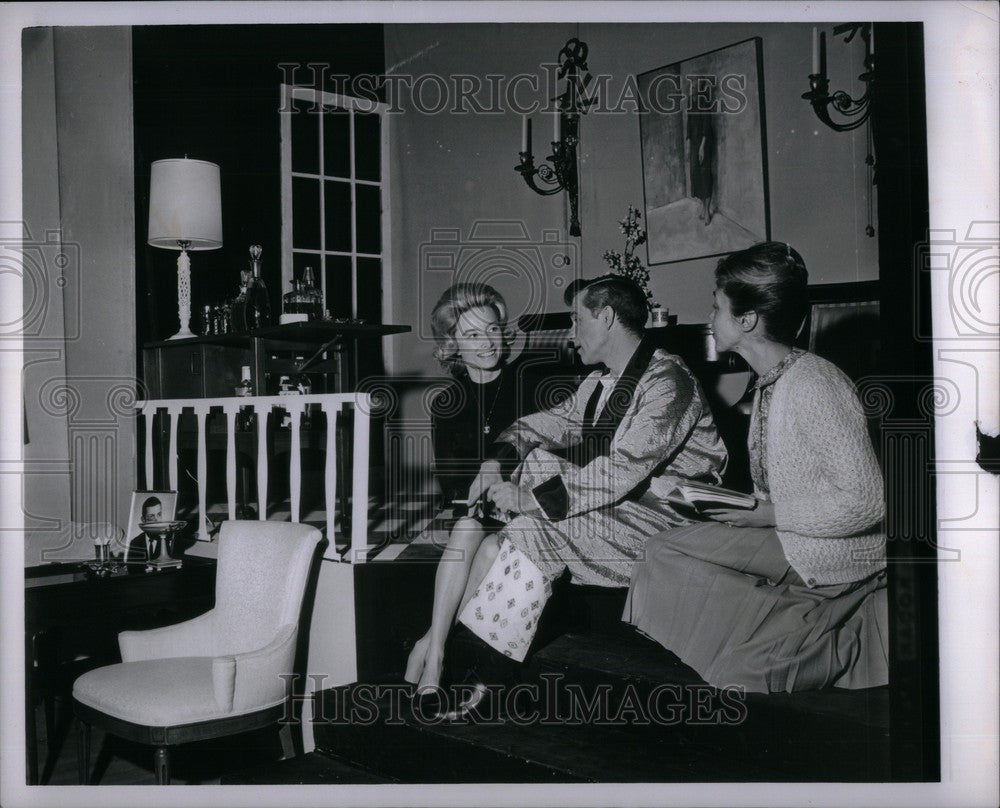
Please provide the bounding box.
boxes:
[405,518,502,692]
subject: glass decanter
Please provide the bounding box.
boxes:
[301,266,323,321]
[244,245,271,331]
[282,279,310,321]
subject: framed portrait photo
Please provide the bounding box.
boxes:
[638,37,770,265]
[125,490,178,546]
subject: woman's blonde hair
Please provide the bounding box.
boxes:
[430,282,509,376]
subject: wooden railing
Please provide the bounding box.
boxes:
[135,393,372,562]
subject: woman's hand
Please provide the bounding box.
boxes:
[465,460,502,507]
[486,482,537,517]
[702,500,776,528]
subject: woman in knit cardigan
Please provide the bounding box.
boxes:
[624,242,888,693]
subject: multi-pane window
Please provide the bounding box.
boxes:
[279,85,389,323]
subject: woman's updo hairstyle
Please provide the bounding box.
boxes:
[430,282,509,376]
[714,241,809,345]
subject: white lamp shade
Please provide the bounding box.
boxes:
[147,158,223,250]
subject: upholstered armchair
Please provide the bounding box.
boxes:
[72,520,322,785]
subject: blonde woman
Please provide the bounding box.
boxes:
[405,283,540,695]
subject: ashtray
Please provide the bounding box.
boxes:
[138,520,187,537]
[81,560,129,578]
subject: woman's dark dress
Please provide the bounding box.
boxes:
[431,354,540,515]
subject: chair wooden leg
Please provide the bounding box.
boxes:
[43,694,57,746]
[91,734,114,786]
[76,719,90,785]
[278,722,295,760]
[41,698,72,785]
[154,746,170,785]
[26,690,38,785]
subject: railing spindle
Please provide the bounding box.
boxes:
[143,406,154,489]
[193,403,210,540]
[324,403,340,552]
[224,403,238,520]
[167,403,180,492]
[351,396,372,561]
[287,402,304,523]
[256,407,268,520]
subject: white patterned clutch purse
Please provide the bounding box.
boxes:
[458,538,552,662]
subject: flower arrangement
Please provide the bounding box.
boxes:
[602,205,656,311]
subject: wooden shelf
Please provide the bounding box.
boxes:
[143,334,252,349]
[144,321,410,350]
[251,322,411,343]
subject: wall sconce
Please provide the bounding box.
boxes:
[803,23,876,236]
[515,38,594,237]
[802,23,874,131]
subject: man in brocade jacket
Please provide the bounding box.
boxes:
[459,275,727,661]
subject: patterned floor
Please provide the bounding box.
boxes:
[201,492,454,562]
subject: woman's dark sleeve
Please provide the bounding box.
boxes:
[431,387,474,503]
[485,356,546,479]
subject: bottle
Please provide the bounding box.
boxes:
[293,356,313,427]
[301,266,323,321]
[244,245,271,331]
[235,365,253,397]
[231,269,251,334]
[282,278,310,323]
[235,366,254,431]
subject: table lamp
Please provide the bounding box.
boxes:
[147,158,223,339]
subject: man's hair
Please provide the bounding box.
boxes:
[141,496,162,516]
[564,275,648,337]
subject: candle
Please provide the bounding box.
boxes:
[521,114,528,153]
[553,109,560,142]
[812,27,819,75]
[869,23,874,57]
[820,30,827,76]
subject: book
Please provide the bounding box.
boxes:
[668,481,757,514]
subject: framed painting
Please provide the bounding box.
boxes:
[638,37,770,265]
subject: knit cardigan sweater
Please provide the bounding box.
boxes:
[755,352,886,586]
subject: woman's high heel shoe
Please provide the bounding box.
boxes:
[438,682,491,722]
[410,685,449,720]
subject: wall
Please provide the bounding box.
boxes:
[21,28,72,562]
[384,22,878,487]
[579,22,878,318]
[22,27,136,563]
[387,23,876,366]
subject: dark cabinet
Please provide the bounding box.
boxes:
[143,339,253,399]
[141,323,410,399]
